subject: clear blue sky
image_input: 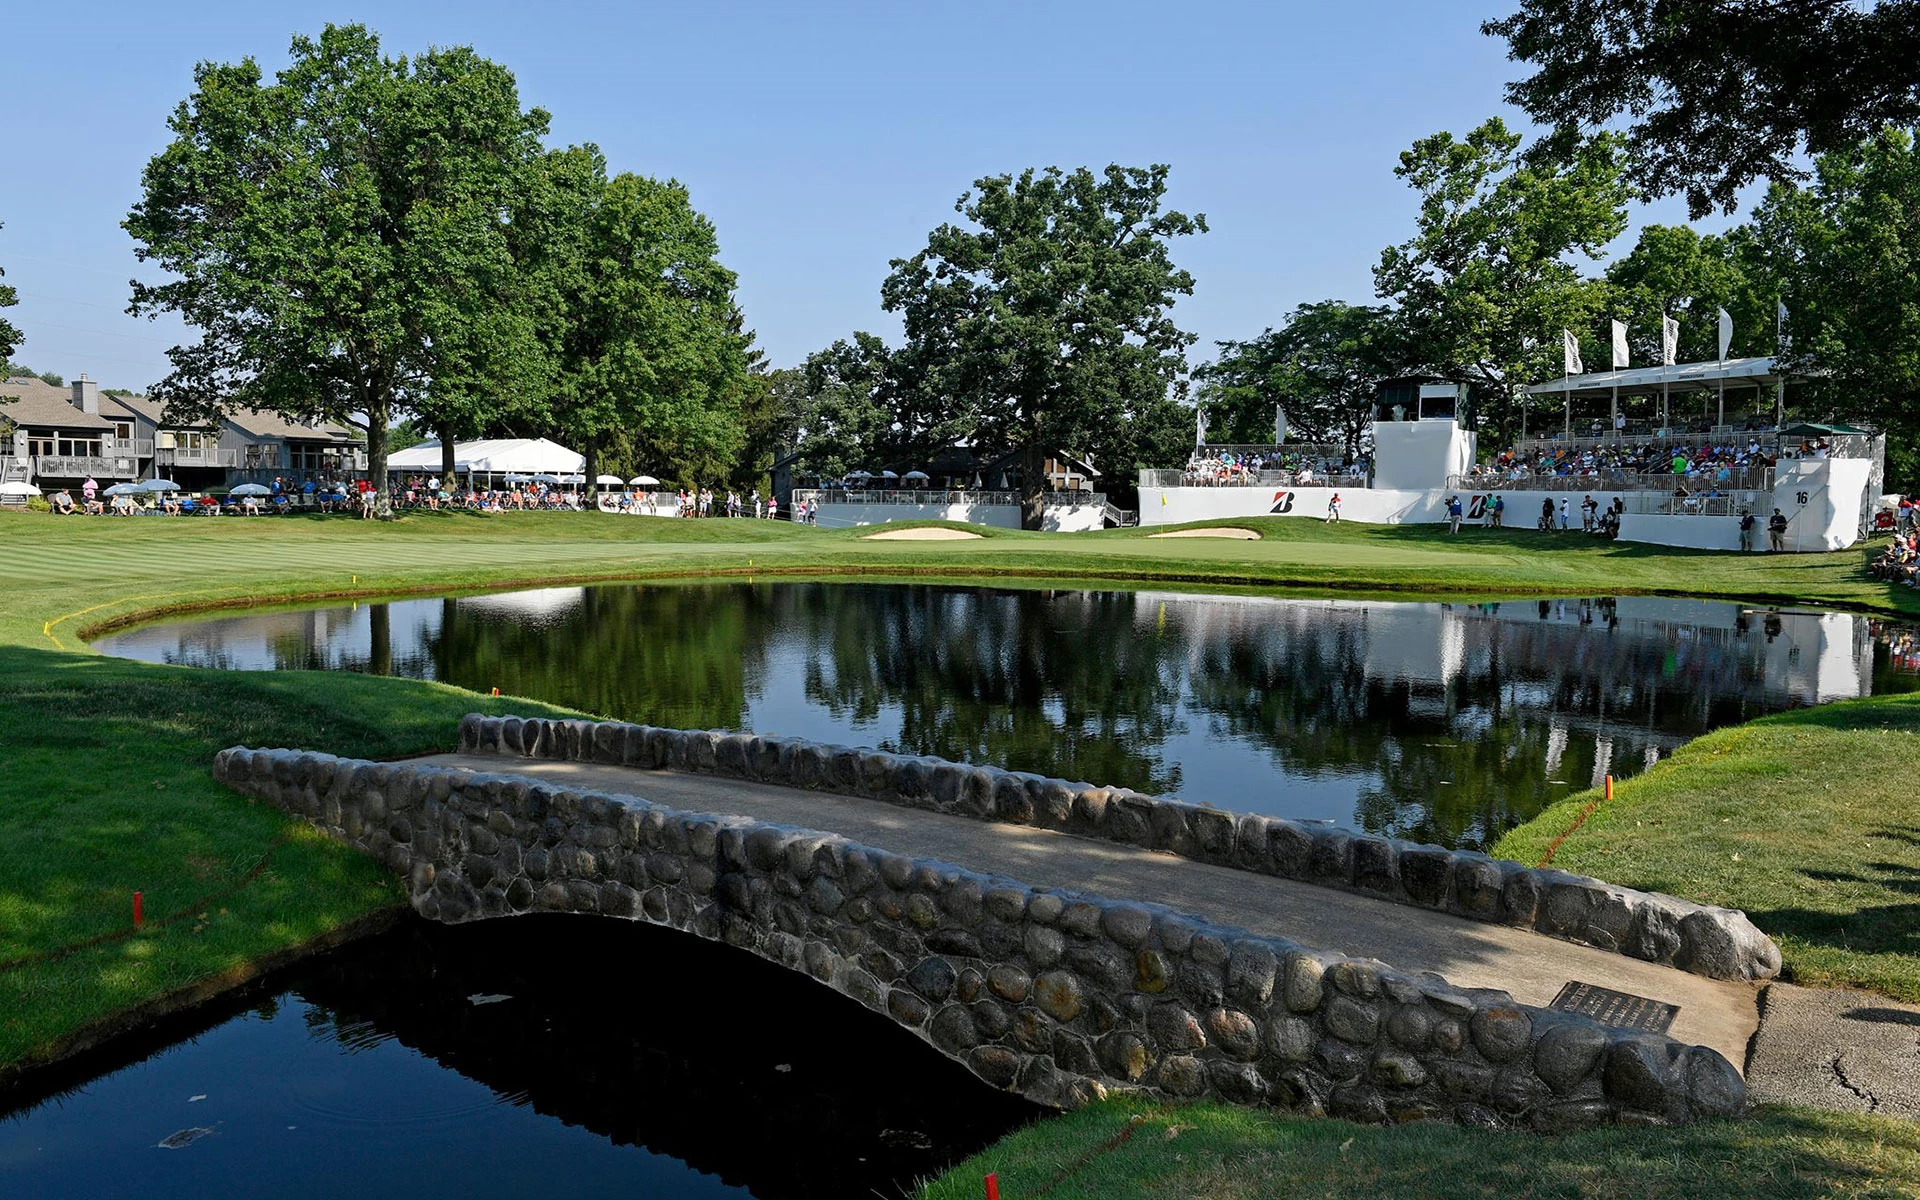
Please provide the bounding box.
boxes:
[2,0,1714,391]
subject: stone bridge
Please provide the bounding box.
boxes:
[212,713,1775,1131]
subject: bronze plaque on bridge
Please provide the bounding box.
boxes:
[1549,981,1679,1034]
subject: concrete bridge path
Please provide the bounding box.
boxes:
[417,752,1760,1068]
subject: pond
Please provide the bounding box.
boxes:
[0,917,1038,1199]
[94,580,1920,850]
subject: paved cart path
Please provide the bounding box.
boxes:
[418,752,1762,1067]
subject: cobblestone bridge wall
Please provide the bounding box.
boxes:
[214,742,1746,1131]
[454,714,1781,984]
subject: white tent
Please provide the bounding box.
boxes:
[387,437,585,477]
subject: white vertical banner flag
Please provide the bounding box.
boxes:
[1195,406,1208,446]
[1662,315,1679,366]
[1562,329,1583,375]
[1777,299,1791,355]
[1274,405,1288,444]
[1717,307,1733,362]
[1611,320,1630,369]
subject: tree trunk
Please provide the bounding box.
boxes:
[366,401,393,519]
[369,602,392,676]
[584,441,598,502]
[1020,441,1045,531]
[439,421,457,487]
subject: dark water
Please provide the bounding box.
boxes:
[0,917,1038,1200]
[95,581,1920,849]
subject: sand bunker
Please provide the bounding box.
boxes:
[1147,527,1263,540]
[861,526,984,541]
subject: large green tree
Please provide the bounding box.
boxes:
[793,332,899,478]
[1601,225,1763,366]
[882,164,1205,527]
[1486,0,1920,216]
[735,364,805,492]
[1741,128,1920,485]
[1374,118,1631,444]
[1195,301,1405,454]
[545,171,748,490]
[125,24,552,510]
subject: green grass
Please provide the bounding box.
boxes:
[919,1095,1920,1199]
[5,507,1920,1190]
[1490,696,1920,1002]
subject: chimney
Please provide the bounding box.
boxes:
[72,374,100,415]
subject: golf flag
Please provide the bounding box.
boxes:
[1562,329,1583,375]
[1777,299,1791,355]
[1717,307,1733,363]
[1662,315,1680,366]
[1611,320,1630,370]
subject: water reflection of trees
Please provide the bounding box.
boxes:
[425,587,775,730]
[109,582,1920,848]
[791,586,1187,793]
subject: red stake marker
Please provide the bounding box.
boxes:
[984,1173,1000,1200]
[133,891,144,929]
[1606,774,1614,804]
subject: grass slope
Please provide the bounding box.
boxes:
[920,1095,1920,1200]
[1491,696,1920,1002]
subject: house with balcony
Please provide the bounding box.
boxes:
[0,375,149,487]
[101,392,365,484]
[1,372,367,489]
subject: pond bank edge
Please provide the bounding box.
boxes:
[0,906,404,1099]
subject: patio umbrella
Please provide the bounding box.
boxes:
[595,474,625,486]
[902,470,930,482]
[142,478,182,492]
[103,483,142,497]
[879,470,900,480]
[230,483,272,496]
[531,473,561,484]
[0,481,40,497]
[846,469,873,480]
[558,474,585,484]
[628,475,661,486]
[504,474,531,484]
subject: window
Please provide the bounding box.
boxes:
[56,436,102,457]
[28,433,55,458]
[114,422,133,441]
[288,441,355,471]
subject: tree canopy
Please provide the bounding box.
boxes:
[881,164,1205,526]
[1601,223,1769,365]
[1195,301,1404,454]
[1374,118,1631,443]
[792,332,901,479]
[1743,128,1920,483]
[1486,0,1920,216]
[126,24,556,508]
[542,167,749,489]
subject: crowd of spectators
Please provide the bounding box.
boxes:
[1873,532,1920,587]
[1462,436,1805,490]
[1180,448,1367,487]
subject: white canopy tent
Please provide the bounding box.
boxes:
[1524,356,1786,435]
[387,438,585,479]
